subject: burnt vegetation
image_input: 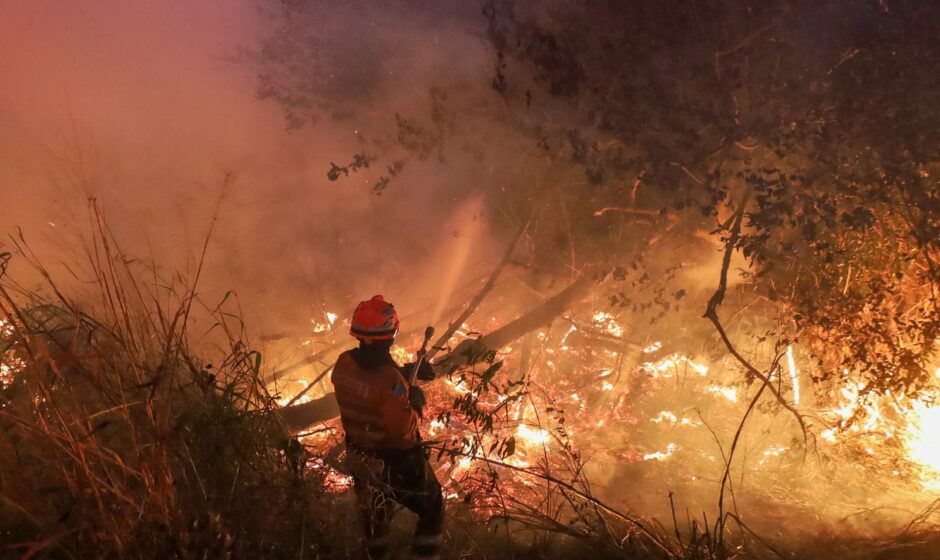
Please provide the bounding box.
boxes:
[2,0,940,559]
[253,0,940,557]
[257,0,939,420]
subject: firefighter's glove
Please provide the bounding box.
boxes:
[409,385,427,418]
[405,360,436,381]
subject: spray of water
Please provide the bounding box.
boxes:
[430,195,485,325]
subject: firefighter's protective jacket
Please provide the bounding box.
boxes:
[331,349,420,450]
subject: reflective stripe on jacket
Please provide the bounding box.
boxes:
[331,350,419,450]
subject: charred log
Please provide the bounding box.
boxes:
[277,270,603,431]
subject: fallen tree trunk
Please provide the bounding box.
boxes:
[433,270,598,373]
[267,300,474,385]
[267,344,339,384]
[279,393,340,431]
[278,270,602,432]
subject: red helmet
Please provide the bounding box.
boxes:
[350,295,400,341]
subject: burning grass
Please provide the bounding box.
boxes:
[0,213,723,559]
[279,294,940,559]
[2,208,939,558]
[0,220,356,558]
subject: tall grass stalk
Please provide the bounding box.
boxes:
[0,201,344,559]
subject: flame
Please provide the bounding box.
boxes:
[560,324,578,347]
[0,319,23,389]
[641,353,709,378]
[905,400,940,489]
[391,345,416,364]
[651,411,678,424]
[758,445,789,466]
[290,301,940,511]
[516,424,551,447]
[706,384,738,403]
[643,443,677,461]
[277,379,315,407]
[591,311,624,337]
[311,310,338,333]
[823,366,940,489]
[428,418,446,437]
[306,457,354,493]
[453,456,473,477]
[446,377,476,396]
[786,345,800,405]
[0,362,16,389]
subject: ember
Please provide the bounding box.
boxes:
[284,303,940,530]
[0,319,23,390]
[3,1,939,557]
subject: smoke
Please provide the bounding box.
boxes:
[0,0,502,338]
[3,2,936,550]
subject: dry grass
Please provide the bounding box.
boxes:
[0,206,352,559]
[3,204,934,560]
[0,204,729,560]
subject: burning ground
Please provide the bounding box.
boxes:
[271,271,940,557]
[2,0,940,558]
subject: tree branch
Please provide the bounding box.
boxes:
[702,193,808,444]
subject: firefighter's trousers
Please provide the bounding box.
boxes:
[351,445,444,560]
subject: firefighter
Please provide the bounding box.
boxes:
[331,295,443,560]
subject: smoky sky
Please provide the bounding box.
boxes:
[0,1,507,339]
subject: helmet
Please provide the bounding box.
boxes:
[350,295,400,341]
